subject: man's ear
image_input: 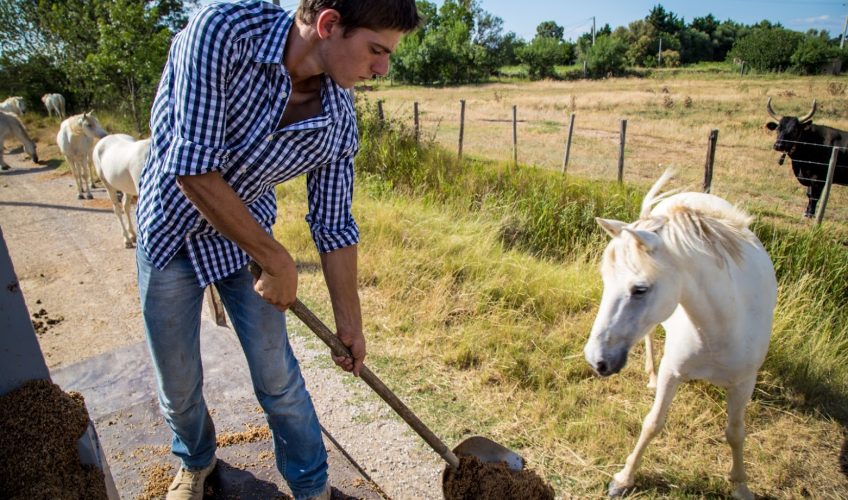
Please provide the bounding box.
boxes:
[765,122,778,131]
[315,9,342,39]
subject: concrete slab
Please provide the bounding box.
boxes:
[51,318,385,500]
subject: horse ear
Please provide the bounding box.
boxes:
[622,227,661,252]
[596,217,626,238]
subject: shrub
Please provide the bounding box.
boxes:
[586,35,627,77]
[728,27,803,72]
[791,36,840,74]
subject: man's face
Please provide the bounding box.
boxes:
[319,16,403,88]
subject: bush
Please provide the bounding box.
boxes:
[518,36,563,79]
[586,35,628,76]
[791,36,841,74]
[729,27,803,72]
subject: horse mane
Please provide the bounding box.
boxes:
[68,113,87,135]
[630,170,756,270]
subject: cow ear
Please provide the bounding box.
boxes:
[766,122,778,130]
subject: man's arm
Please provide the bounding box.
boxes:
[177,171,298,310]
[320,244,365,376]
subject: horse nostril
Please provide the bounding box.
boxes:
[596,360,608,375]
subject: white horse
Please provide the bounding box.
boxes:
[0,111,38,170]
[584,170,777,500]
[0,96,26,116]
[57,112,108,199]
[41,93,66,119]
[92,134,150,248]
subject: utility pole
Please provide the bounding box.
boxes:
[841,14,848,49]
[658,38,662,66]
[592,17,596,46]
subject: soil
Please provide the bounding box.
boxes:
[442,455,554,500]
[0,127,443,498]
[0,379,108,499]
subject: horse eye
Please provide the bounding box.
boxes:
[631,285,650,296]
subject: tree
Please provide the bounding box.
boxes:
[791,35,840,74]
[518,36,561,79]
[586,35,627,76]
[729,27,803,71]
[535,21,564,41]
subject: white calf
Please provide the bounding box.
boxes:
[0,111,38,170]
[41,93,66,119]
[92,134,150,248]
[0,97,26,116]
[57,112,108,199]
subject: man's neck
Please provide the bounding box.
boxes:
[284,20,324,86]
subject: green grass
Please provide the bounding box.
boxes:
[274,101,848,497]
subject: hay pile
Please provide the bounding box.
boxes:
[0,379,107,499]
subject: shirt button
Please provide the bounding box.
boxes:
[266,134,274,141]
[280,90,288,99]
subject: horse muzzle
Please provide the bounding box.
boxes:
[585,347,628,377]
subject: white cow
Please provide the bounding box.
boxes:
[0,111,38,170]
[0,97,26,116]
[92,134,150,247]
[57,112,108,199]
[41,93,66,119]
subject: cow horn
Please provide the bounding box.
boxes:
[799,100,816,123]
[765,97,780,121]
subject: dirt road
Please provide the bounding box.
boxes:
[0,136,442,499]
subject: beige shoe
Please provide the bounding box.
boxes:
[305,483,331,500]
[166,456,217,500]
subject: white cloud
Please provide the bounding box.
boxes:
[792,15,831,25]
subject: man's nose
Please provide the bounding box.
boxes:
[372,56,390,77]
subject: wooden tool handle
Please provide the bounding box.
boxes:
[248,261,460,468]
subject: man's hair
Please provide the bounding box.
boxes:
[296,0,421,34]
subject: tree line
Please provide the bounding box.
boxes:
[391,1,848,83]
[0,0,845,126]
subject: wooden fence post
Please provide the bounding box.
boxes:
[703,129,719,193]
[377,100,384,122]
[816,147,840,225]
[458,99,466,158]
[562,112,576,174]
[512,105,518,167]
[413,101,420,144]
[618,119,627,183]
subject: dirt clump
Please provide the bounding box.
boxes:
[0,379,107,499]
[443,454,555,500]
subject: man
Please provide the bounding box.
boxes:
[135,1,420,499]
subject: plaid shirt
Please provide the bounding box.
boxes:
[137,0,359,287]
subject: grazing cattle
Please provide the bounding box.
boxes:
[765,97,848,217]
[585,170,776,500]
[57,112,108,199]
[0,111,38,170]
[92,134,150,248]
[0,96,26,116]
[41,93,66,119]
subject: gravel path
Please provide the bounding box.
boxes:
[0,136,443,499]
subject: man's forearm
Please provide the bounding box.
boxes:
[320,245,362,334]
[177,172,283,271]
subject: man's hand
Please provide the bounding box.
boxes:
[333,328,365,377]
[252,249,298,311]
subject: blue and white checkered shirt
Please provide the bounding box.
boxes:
[137,0,359,287]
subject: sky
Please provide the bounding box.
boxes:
[214,0,848,41]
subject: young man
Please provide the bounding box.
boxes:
[135,1,420,499]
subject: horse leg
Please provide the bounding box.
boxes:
[644,333,657,390]
[609,366,681,496]
[104,183,133,247]
[87,158,98,191]
[0,146,8,171]
[726,378,756,500]
[122,192,137,247]
[80,159,93,199]
[69,160,85,199]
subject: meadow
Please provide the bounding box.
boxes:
[17,67,847,497]
[275,70,848,497]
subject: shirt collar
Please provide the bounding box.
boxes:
[254,10,294,64]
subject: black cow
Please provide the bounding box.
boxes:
[765,97,848,217]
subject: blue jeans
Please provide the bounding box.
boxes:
[136,244,328,499]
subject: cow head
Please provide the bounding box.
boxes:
[765,97,817,154]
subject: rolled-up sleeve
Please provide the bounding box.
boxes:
[162,6,232,177]
[305,156,359,253]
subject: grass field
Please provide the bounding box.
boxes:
[278,72,848,498]
[14,70,847,497]
[367,71,848,228]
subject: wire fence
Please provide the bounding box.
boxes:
[369,97,847,226]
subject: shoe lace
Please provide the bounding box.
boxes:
[174,468,201,489]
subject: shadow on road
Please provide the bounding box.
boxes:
[0,200,111,214]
